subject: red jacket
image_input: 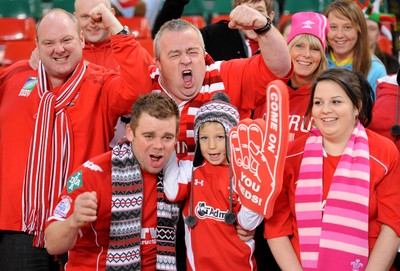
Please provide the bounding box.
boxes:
[369,75,400,151]
[0,35,152,233]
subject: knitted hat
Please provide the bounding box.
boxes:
[365,12,381,24]
[193,92,240,167]
[363,1,397,26]
[286,11,329,50]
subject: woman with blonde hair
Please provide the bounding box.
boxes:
[253,11,329,142]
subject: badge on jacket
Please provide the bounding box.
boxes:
[19,76,37,97]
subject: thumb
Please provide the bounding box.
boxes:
[90,191,97,197]
[90,191,97,203]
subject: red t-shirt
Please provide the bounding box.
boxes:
[264,129,400,263]
[172,161,257,271]
[140,170,157,270]
[47,151,158,271]
[253,81,313,142]
[83,38,153,72]
[369,75,400,152]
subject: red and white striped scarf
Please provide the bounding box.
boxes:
[22,59,86,247]
[149,54,225,157]
[295,122,370,271]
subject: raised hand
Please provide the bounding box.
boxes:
[228,4,269,31]
[89,3,123,35]
[71,191,98,229]
[229,80,289,218]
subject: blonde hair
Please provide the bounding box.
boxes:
[288,34,328,83]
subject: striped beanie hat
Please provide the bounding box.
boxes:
[193,92,239,167]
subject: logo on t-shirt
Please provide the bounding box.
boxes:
[67,170,83,193]
[83,160,103,172]
[350,259,364,270]
[53,196,72,218]
[141,227,157,245]
[194,201,229,222]
[19,76,37,97]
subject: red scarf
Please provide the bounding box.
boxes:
[22,59,86,247]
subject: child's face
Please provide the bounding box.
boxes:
[198,122,228,166]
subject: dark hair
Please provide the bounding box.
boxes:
[130,92,180,134]
[153,19,205,59]
[305,68,374,127]
[235,0,274,15]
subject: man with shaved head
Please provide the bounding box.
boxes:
[28,0,154,149]
[73,0,153,146]
[0,4,152,270]
[31,0,153,71]
[74,0,153,69]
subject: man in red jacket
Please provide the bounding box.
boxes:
[0,4,151,270]
[28,0,154,148]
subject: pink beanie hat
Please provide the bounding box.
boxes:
[286,11,330,50]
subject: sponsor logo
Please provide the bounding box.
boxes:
[19,76,37,97]
[302,20,315,29]
[350,259,363,271]
[67,170,83,193]
[83,161,103,172]
[53,196,72,218]
[194,179,204,186]
[194,201,229,222]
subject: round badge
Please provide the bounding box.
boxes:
[224,211,237,224]
[185,215,197,228]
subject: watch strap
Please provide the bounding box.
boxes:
[116,26,132,35]
[254,17,272,35]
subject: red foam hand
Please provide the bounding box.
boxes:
[229,80,289,218]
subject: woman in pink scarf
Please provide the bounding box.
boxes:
[264,68,400,271]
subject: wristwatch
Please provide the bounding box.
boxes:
[253,16,272,35]
[116,26,132,35]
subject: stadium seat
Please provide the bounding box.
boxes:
[137,38,154,58]
[52,0,74,13]
[182,0,204,16]
[213,0,232,16]
[0,17,36,42]
[211,14,230,24]
[283,0,331,14]
[1,39,36,66]
[0,0,42,19]
[116,16,152,39]
[182,15,206,29]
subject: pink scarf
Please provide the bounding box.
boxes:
[22,59,86,247]
[295,122,370,271]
